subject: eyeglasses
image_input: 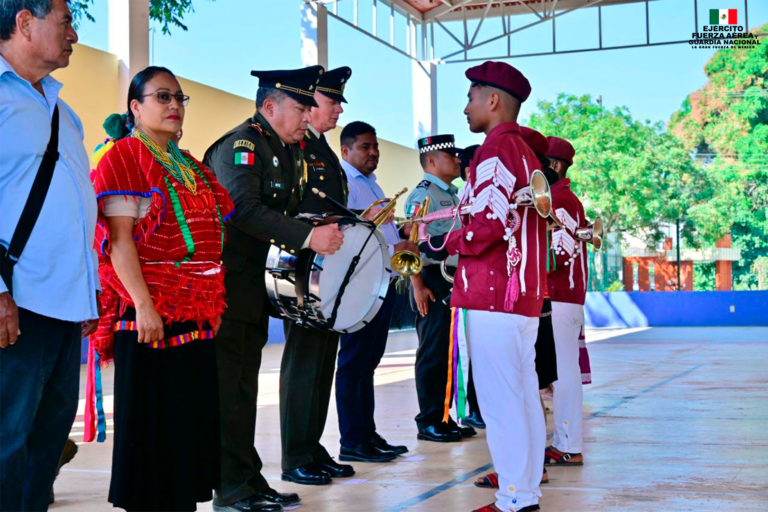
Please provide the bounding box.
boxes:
[142,91,190,106]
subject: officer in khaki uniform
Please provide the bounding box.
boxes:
[204,66,344,512]
[279,67,356,486]
[405,135,477,443]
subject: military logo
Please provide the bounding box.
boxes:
[233,139,255,151]
[273,156,279,167]
[234,152,254,166]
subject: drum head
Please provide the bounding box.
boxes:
[310,224,390,332]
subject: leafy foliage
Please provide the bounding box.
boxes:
[669,25,768,289]
[528,94,721,248]
[71,0,206,34]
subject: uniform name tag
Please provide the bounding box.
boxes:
[271,181,285,190]
[441,200,453,206]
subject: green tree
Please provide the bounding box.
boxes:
[669,25,768,289]
[70,0,210,34]
[528,94,721,248]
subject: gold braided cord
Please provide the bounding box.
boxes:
[316,86,343,95]
[275,84,315,97]
[133,130,197,195]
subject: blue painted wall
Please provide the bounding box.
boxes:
[585,291,768,328]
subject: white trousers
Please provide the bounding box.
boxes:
[466,310,544,512]
[551,301,585,454]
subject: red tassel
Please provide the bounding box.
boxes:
[504,267,520,312]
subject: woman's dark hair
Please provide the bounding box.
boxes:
[126,66,177,126]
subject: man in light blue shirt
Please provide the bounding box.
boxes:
[0,2,99,509]
[335,121,417,463]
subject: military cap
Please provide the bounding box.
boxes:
[418,134,459,156]
[547,136,575,166]
[316,66,352,103]
[465,61,531,103]
[520,126,548,158]
[251,65,325,107]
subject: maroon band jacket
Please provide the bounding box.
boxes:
[548,178,588,305]
[445,122,547,318]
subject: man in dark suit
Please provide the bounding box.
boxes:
[204,66,344,512]
[279,67,357,486]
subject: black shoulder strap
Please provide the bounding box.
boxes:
[0,105,60,296]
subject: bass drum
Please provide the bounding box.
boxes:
[265,219,392,333]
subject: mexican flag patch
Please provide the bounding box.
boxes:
[235,152,254,166]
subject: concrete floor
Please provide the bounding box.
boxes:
[52,326,768,511]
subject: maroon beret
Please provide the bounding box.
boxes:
[465,61,531,102]
[520,127,548,158]
[546,136,575,166]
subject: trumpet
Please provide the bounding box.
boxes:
[513,170,553,219]
[391,197,430,277]
[361,187,408,227]
[575,218,604,250]
[398,170,553,230]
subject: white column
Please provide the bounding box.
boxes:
[108,0,149,110]
[411,61,437,140]
[301,0,329,69]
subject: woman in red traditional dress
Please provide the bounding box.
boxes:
[90,66,233,511]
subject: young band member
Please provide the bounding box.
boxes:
[280,67,356,486]
[205,66,343,512]
[544,136,589,468]
[444,61,547,512]
[406,135,475,443]
[473,126,558,491]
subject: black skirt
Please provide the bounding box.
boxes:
[535,299,558,390]
[109,307,220,511]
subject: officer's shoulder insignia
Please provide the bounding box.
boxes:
[247,122,269,138]
[416,179,432,189]
[233,139,255,151]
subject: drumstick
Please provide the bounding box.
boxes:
[311,188,371,223]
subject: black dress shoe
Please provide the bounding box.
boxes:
[317,458,355,478]
[448,418,477,438]
[339,442,397,463]
[417,424,462,443]
[254,488,301,505]
[281,464,331,486]
[213,495,282,512]
[462,410,486,429]
[369,432,408,455]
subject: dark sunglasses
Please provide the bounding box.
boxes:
[142,91,190,106]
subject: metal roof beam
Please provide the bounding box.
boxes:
[424,0,474,21]
[378,0,424,21]
[440,0,607,60]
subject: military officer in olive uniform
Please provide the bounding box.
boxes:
[279,67,357,487]
[406,135,477,443]
[204,66,344,512]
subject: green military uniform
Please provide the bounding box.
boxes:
[203,65,323,507]
[280,67,354,476]
[280,127,347,471]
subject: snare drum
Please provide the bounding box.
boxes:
[264,216,392,333]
